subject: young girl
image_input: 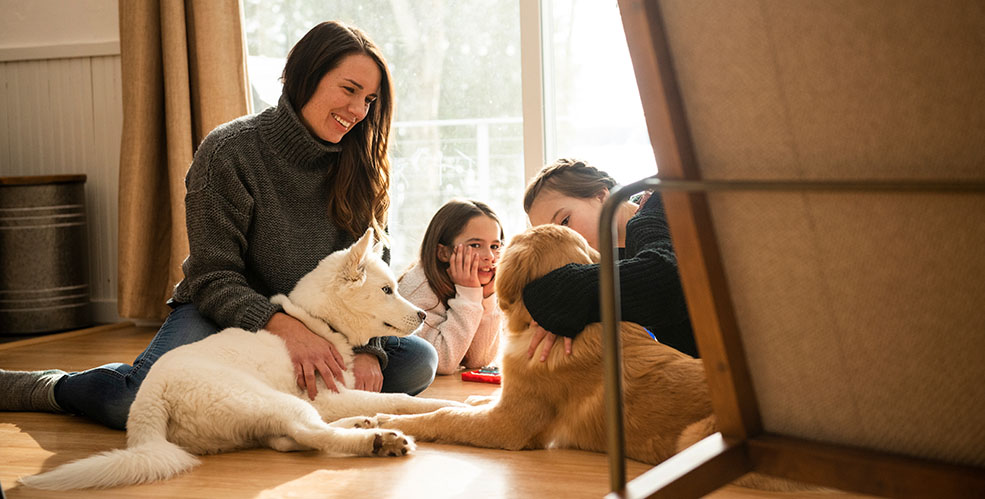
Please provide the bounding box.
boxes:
[398,199,504,375]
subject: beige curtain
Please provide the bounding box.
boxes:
[117,0,252,320]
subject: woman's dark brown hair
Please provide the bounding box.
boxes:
[282,21,394,240]
[416,199,504,307]
[522,158,617,214]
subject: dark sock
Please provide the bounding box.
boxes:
[0,369,67,412]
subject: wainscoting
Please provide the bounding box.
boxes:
[0,44,123,324]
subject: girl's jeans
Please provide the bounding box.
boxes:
[54,302,438,430]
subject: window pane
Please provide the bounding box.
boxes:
[243,1,524,272]
[545,0,656,184]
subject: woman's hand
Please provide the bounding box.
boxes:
[265,312,346,399]
[527,320,573,362]
[351,352,384,392]
[447,244,481,288]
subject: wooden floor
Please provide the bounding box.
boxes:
[0,323,875,498]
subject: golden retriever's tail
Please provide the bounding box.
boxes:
[18,380,199,490]
[675,415,718,452]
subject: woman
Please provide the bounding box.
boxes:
[522,158,698,360]
[1,21,438,430]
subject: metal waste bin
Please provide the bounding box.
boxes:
[0,175,92,334]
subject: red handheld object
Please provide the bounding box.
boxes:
[461,369,501,384]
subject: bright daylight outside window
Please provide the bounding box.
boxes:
[244,1,524,272]
[243,1,654,271]
[545,0,657,185]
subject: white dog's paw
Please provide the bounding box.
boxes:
[371,429,415,457]
[330,415,380,429]
[464,395,496,406]
[374,413,395,426]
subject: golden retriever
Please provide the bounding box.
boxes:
[347,224,715,464]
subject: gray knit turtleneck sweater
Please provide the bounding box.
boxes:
[170,94,387,364]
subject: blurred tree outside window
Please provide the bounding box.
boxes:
[243,0,654,272]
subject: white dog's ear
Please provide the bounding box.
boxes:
[372,240,386,257]
[342,228,374,282]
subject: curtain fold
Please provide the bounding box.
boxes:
[117,0,252,320]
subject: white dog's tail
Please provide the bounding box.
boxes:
[19,381,200,490]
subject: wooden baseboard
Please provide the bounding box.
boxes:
[747,434,985,499]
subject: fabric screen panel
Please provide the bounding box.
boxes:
[659,0,985,181]
[655,0,985,466]
[704,192,985,467]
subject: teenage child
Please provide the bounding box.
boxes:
[398,199,504,374]
[523,158,696,360]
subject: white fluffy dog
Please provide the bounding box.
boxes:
[21,229,460,490]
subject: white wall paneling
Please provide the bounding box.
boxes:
[0,54,124,325]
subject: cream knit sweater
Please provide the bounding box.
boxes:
[398,264,502,375]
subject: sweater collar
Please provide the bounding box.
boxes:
[260,93,342,168]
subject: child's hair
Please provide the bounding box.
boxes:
[522,158,617,214]
[417,199,504,306]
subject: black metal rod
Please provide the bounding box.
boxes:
[619,178,985,193]
[600,176,662,496]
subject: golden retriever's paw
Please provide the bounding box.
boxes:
[464,395,496,406]
[330,415,380,429]
[371,429,415,457]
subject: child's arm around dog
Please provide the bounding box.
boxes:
[522,159,697,358]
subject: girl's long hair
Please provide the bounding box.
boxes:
[282,21,394,241]
[415,199,503,307]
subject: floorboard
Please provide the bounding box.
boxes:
[0,324,873,498]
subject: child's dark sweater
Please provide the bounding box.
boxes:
[521,194,698,357]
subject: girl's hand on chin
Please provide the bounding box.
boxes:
[447,244,481,288]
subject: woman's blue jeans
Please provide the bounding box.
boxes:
[54,303,438,430]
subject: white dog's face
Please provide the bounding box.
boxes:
[288,229,425,345]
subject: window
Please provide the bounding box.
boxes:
[543,0,657,185]
[243,0,653,271]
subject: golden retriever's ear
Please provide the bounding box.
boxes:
[494,250,527,309]
[503,301,532,334]
[495,230,536,311]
